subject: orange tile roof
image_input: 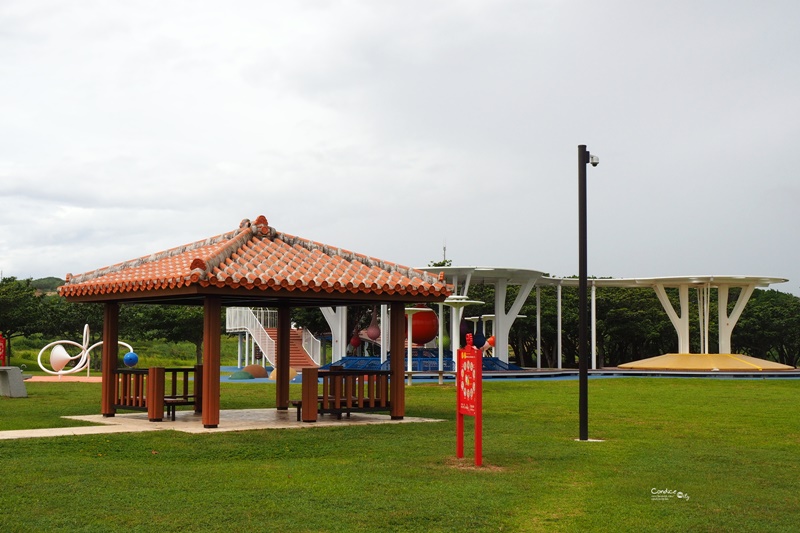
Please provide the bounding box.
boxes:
[59,215,451,301]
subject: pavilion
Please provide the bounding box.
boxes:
[59,215,452,427]
[540,275,793,371]
[419,270,793,372]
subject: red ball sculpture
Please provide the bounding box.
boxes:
[366,306,381,341]
[405,304,439,345]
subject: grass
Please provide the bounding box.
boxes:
[1,378,798,532]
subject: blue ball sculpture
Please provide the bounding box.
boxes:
[123,351,139,368]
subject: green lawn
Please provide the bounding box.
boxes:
[1,378,798,532]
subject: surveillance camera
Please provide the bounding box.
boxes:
[589,155,599,167]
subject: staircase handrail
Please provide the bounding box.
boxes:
[302,328,322,365]
[227,307,318,366]
[252,308,278,329]
[225,307,276,365]
[228,307,278,330]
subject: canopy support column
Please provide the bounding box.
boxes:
[536,286,542,370]
[321,306,348,362]
[448,273,473,365]
[654,283,690,354]
[718,283,755,354]
[237,333,244,368]
[380,304,389,363]
[493,277,537,364]
[437,303,445,372]
[557,283,563,369]
[697,283,711,354]
[389,302,406,420]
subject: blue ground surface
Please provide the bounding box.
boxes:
[317,356,523,372]
[220,364,800,383]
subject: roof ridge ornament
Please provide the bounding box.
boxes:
[193,225,258,284]
[248,214,275,239]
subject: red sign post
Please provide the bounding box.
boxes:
[456,333,483,466]
[0,333,7,366]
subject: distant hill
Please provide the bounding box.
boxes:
[30,277,64,293]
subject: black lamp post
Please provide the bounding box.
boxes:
[578,144,598,441]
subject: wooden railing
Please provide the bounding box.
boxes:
[114,365,202,422]
[114,368,151,412]
[300,368,391,422]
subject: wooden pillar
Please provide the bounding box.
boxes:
[147,367,165,422]
[389,301,406,419]
[276,305,291,410]
[301,367,319,422]
[101,302,119,417]
[202,297,221,428]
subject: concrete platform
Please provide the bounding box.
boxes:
[26,375,102,383]
[0,409,443,440]
[0,366,28,397]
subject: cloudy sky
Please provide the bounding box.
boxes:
[2,1,799,295]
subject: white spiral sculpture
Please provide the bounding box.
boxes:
[37,324,133,376]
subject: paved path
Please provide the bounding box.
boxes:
[26,375,102,383]
[0,409,443,440]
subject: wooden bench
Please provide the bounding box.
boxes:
[299,368,391,422]
[113,365,202,422]
[162,366,203,421]
[0,366,28,398]
[290,395,370,422]
[405,370,456,385]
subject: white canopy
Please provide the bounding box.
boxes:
[420,269,788,369]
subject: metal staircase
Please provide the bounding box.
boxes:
[226,308,319,369]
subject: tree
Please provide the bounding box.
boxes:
[428,259,452,268]
[0,277,42,361]
[733,289,800,367]
[39,295,104,341]
[29,277,64,293]
[600,287,673,365]
[124,305,207,363]
[291,307,332,337]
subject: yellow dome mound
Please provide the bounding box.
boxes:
[619,353,794,371]
[269,367,297,380]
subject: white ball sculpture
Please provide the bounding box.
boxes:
[37,324,133,376]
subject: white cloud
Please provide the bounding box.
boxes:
[1,0,799,296]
